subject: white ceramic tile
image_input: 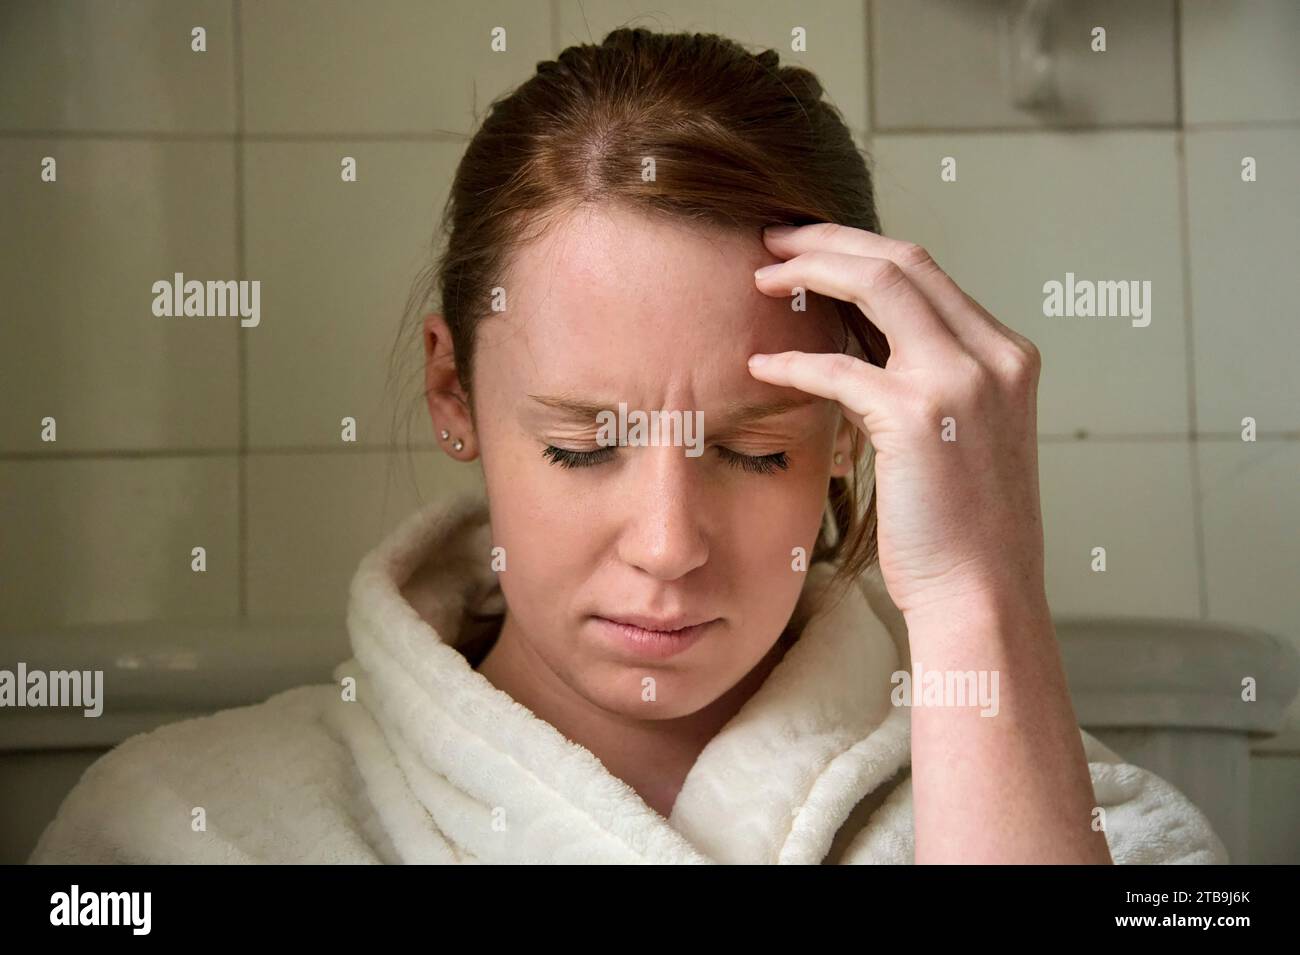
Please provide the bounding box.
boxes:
[242,140,461,448]
[1182,0,1300,124]
[873,131,1188,436]
[871,0,1177,130]
[0,457,241,633]
[1198,441,1300,729]
[0,0,236,133]
[556,0,869,135]
[245,450,485,619]
[241,0,551,135]
[0,138,240,453]
[1039,440,1201,618]
[1186,128,1300,435]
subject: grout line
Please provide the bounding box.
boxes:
[1036,433,1300,442]
[233,0,248,619]
[0,447,442,462]
[1174,0,1210,622]
[3,433,1298,462]
[868,119,1300,135]
[1182,119,1300,130]
[1172,0,1185,130]
[1176,130,1201,445]
[0,130,472,142]
[0,130,236,141]
[3,123,1290,143]
[864,0,875,135]
[1188,438,1210,621]
[869,122,1182,135]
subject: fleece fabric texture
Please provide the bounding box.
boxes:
[29,493,1229,864]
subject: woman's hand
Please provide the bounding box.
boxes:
[749,222,1047,624]
[750,223,1114,863]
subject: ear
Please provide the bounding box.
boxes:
[830,410,859,478]
[423,312,478,461]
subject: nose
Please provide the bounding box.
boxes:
[616,446,710,581]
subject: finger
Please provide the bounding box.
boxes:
[754,250,963,360]
[746,350,896,428]
[763,222,1032,357]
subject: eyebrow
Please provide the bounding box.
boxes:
[526,391,824,426]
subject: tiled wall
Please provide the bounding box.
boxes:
[0,0,515,633]
[863,0,1299,862]
[1,0,1297,852]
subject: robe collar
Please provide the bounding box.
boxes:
[336,492,911,864]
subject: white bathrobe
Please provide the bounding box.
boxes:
[29,493,1229,864]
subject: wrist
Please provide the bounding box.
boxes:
[902,584,1052,639]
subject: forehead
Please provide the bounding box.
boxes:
[474,203,840,394]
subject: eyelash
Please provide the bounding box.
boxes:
[541,445,790,475]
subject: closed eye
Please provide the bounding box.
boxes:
[718,447,790,474]
[541,445,789,474]
[541,445,616,469]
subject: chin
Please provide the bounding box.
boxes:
[578,669,715,721]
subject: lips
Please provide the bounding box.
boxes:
[595,613,716,633]
[590,614,718,660]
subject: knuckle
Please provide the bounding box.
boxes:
[824,352,861,386]
[1021,339,1043,372]
[999,339,1041,384]
[955,354,992,399]
[966,353,994,386]
[861,258,908,294]
[893,241,936,271]
[911,389,946,425]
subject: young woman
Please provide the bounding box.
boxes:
[30,28,1226,865]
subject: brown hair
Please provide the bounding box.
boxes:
[392,27,890,609]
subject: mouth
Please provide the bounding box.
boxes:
[590,614,719,659]
[598,612,715,633]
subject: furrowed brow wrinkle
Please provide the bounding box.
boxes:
[528,394,612,420]
[527,392,823,427]
[721,394,823,421]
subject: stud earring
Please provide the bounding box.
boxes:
[439,429,450,440]
[833,452,844,466]
[452,438,464,452]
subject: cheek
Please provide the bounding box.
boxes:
[475,395,589,517]
[485,483,585,574]
[479,439,593,614]
[734,476,828,576]
[725,432,838,597]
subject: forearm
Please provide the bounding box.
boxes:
[903,591,1113,864]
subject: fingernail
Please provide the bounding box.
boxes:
[764,224,796,238]
[754,264,781,279]
[748,354,769,368]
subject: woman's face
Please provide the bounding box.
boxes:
[457,202,854,720]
